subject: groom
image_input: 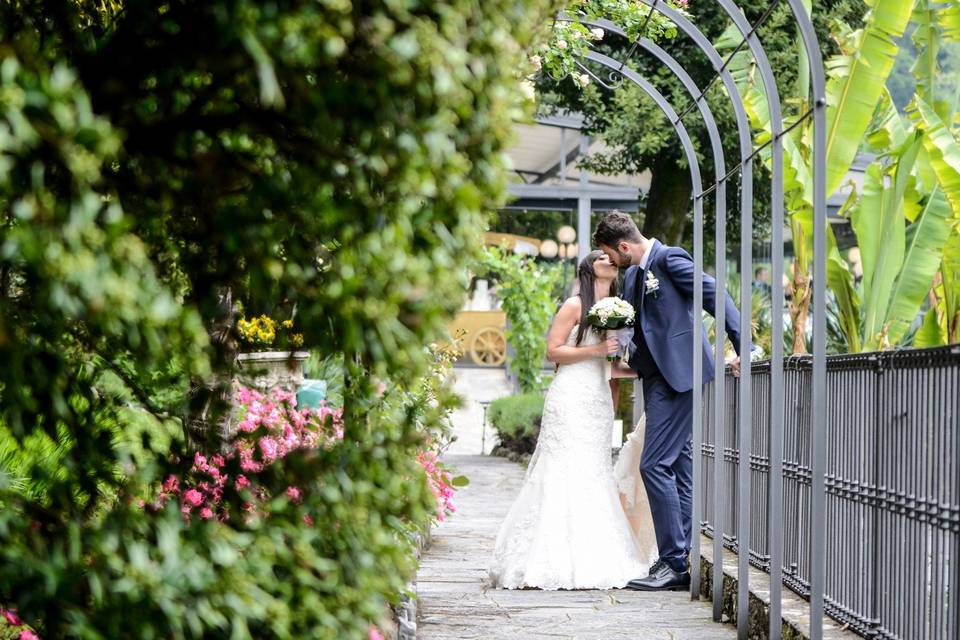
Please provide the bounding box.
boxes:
[594,211,742,591]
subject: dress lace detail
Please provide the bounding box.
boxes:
[488,326,651,590]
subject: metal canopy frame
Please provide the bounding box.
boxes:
[559,2,829,639]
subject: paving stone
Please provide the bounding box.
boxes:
[416,454,737,640]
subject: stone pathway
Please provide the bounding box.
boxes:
[416,454,737,640]
[446,367,514,456]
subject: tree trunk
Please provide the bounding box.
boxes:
[642,154,693,245]
[789,258,812,354]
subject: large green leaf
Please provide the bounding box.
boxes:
[885,183,953,345]
[867,90,911,152]
[824,0,915,198]
[943,228,960,343]
[911,1,941,102]
[911,97,960,216]
[853,163,888,299]
[913,305,946,347]
[938,0,960,42]
[862,137,921,349]
[795,207,862,351]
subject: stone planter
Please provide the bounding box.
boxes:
[236,350,310,392]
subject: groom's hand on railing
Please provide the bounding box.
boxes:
[730,357,741,378]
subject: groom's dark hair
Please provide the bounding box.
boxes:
[592,211,642,248]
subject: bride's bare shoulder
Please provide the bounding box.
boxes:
[558,296,582,316]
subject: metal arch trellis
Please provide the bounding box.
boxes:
[568,20,743,610]
[557,2,829,639]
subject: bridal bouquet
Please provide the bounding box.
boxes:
[587,297,635,361]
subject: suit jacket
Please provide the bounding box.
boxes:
[622,240,742,393]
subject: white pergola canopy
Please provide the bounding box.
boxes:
[504,111,648,215]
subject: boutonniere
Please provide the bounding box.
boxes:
[645,270,661,299]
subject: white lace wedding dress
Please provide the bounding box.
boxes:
[489,326,656,590]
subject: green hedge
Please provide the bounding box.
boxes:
[0,1,558,637]
[488,393,544,455]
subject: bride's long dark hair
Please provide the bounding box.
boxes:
[575,249,620,346]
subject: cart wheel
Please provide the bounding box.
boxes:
[469,327,507,366]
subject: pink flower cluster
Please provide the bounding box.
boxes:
[156,386,344,522]
[417,450,456,522]
[1,608,39,639]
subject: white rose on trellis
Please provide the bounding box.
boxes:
[530,54,542,71]
[530,1,687,90]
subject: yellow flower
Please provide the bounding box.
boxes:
[282,319,294,329]
[291,333,304,347]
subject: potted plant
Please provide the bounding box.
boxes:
[235,314,309,391]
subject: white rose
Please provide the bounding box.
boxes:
[556,39,568,50]
[520,79,536,101]
[591,28,604,40]
[530,54,542,71]
[578,73,591,87]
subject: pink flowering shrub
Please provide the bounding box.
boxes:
[417,450,456,522]
[154,385,343,522]
[151,382,462,529]
[0,607,39,639]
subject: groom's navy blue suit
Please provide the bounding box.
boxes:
[622,239,742,573]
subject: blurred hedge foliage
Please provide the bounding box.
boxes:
[0,0,559,637]
[488,392,544,456]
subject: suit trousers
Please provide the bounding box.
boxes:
[639,372,693,573]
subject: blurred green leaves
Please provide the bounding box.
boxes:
[0,0,560,637]
[477,247,562,391]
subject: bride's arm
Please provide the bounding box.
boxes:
[546,298,617,365]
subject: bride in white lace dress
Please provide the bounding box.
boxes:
[489,251,657,590]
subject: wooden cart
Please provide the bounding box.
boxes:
[449,310,508,366]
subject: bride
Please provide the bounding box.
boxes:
[489,250,657,590]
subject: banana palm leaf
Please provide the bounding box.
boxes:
[943,228,960,343]
[853,145,919,351]
[884,181,953,345]
[853,162,887,298]
[911,97,960,216]
[825,0,915,197]
[911,1,941,102]
[867,90,911,152]
[938,0,960,42]
[913,304,945,347]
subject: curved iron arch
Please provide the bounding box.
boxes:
[555,3,829,637]
[568,6,757,623]
[572,30,735,605]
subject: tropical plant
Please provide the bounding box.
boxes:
[717,0,960,353]
[477,246,563,392]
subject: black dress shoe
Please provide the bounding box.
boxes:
[626,563,691,591]
[648,558,665,575]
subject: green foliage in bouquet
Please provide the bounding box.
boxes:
[0,0,559,637]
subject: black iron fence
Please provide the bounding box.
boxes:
[701,345,960,640]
